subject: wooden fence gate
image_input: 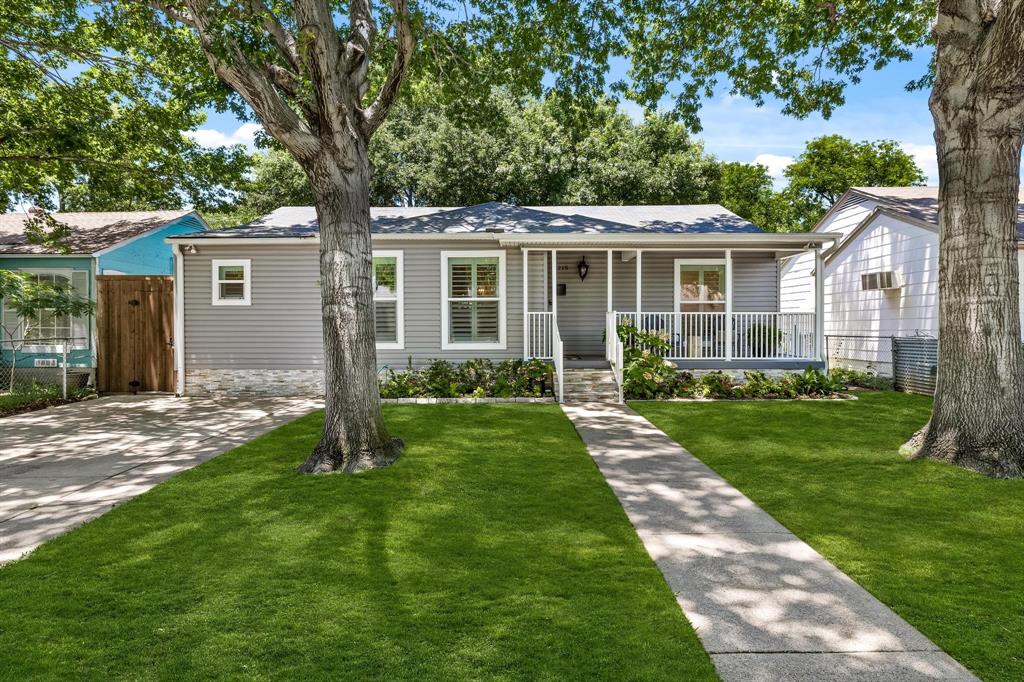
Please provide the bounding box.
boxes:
[96,275,175,393]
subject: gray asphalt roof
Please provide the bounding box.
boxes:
[851,186,1024,240]
[177,202,763,239]
[0,210,196,254]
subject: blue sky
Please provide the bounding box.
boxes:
[190,49,938,188]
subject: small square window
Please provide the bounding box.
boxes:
[212,259,251,306]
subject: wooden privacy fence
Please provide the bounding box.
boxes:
[96,275,174,393]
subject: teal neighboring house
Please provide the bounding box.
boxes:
[0,210,208,383]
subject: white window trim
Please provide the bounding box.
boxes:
[211,259,251,306]
[440,250,507,350]
[373,250,404,350]
[1,268,86,352]
[673,258,729,312]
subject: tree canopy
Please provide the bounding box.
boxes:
[784,135,926,207]
[0,0,250,211]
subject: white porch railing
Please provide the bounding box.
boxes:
[605,311,624,403]
[615,311,816,361]
[552,321,564,403]
[526,311,554,359]
[527,310,563,401]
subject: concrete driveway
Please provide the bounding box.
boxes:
[0,394,320,564]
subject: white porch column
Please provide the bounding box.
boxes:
[725,249,733,361]
[522,248,529,359]
[635,249,643,313]
[814,246,825,361]
[606,249,613,312]
[551,249,558,319]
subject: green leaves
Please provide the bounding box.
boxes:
[0,0,249,210]
[785,134,927,206]
[0,270,93,319]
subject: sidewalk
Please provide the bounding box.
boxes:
[562,402,976,681]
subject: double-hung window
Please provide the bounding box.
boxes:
[674,259,727,312]
[441,251,506,349]
[211,259,251,305]
[373,251,404,349]
[1,269,89,350]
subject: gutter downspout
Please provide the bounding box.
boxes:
[173,243,185,396]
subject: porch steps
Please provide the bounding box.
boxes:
[562,368,621,403]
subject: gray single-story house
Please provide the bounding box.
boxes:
[168,203,837,399]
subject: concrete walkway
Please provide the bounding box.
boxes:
[1,395,320,564]
[563,402,976,681]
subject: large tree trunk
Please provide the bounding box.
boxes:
[297,142,402,473]
[912,27,1024,477]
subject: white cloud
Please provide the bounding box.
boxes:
[753,153,794,180]
[899,141,939,185]
[186,122,261,150]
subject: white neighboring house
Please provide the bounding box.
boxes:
[779,186,1024,375]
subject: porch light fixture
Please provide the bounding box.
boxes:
[577,256,589,282]
[183,244,198,254]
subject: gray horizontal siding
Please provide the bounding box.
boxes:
[183,241,525,371]
[183,244,781,371]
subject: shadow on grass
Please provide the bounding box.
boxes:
[0,404,716,680]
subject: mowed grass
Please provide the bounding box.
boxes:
[633,392,1024,682]
[0,404,715,681]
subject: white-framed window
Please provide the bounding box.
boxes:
[211,259,251,306]
[674,258,728,312]
[1,269,90,351]
[440,250,506,349]
[373,250,404,349]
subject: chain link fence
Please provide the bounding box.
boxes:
[825,334,895,377]
[1,335,92,398]
[825,333,940,395]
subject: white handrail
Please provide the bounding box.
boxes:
[526,311,554,359]
[552,320,564,403]
[606,311,624,403]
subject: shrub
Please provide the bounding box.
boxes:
[421,360,462,398]
[622,350,677,399]
[458,358,495,395]
[671,371,697,397]
[783,366,845,397]
[378,358,554,399]
[378,367,423,398]
[829,366,893,390]
[693,371,734,399]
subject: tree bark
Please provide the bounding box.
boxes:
[296,141,403,473]
[914,7,1024,477]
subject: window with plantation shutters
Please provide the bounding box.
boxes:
[373,251,404,349]
[441,251,506,349]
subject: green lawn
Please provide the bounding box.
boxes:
[633,392,1024,682]
[0,404,716,681]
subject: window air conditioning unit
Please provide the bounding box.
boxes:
[861,271,901,291]
[34,358,58,368]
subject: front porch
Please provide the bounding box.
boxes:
[518,244,826,401]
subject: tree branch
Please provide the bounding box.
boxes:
[145,0,321,160]
[361,0,416,137]
[242,0,300,71]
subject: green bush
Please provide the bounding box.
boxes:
[693,371,734,399]
[378,358,554,399]
[622,350,677,399]
[829,366,893,390]
[783,366,845,397]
